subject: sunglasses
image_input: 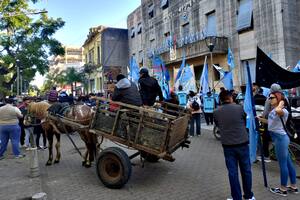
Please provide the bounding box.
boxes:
[269,96,276,100]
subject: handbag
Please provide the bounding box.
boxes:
[280,116,298,139]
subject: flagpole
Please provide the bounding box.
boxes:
[246,61,268,188]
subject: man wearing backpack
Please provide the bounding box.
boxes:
[187,91,202,137]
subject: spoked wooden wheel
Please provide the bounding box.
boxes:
[96,147,132,189]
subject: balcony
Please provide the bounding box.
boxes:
[160,36,228,64]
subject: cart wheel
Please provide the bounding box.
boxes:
[140,151,160,162]
[213,125,221,140]
[96,147,132,189]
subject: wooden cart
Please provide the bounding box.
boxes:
[90,97,190,188]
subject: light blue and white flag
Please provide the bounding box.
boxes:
[152,56,170,100]
[227,48,235,70]
[244,63,258,164]
[213,64,233,90]
[222,71,233,90]
[128,57,140,84]
[200,56,210,95]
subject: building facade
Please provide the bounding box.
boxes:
[49,45,84,93]
[127,0,300,90]
[82,26,129,94]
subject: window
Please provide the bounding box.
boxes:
[88,49,94,64]
[206,11,217,36]
[137,23,142,34]
[139,50,143,66]
[242,59,256,84]
[148,4,154,19]
[161,0,168,10]
[182,23,189,37]
[97,46,100,64]
[150,39,155,49]
[90,79,95,93]
[237,0,253,31]
[130,27,135,38]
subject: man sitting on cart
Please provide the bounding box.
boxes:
[138,68,163,106]
[112,74,142,106]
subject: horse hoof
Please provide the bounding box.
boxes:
[54,160,60,164]
[84,163,91,168]
[46,161,52,166]
[82,161,86,166]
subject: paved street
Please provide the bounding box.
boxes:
[0,125,299,200]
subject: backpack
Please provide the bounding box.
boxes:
[191,98,200,111]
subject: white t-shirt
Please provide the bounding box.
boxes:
[0,104,22,125]
[268,108,289,135]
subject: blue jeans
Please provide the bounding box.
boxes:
[190,113,201,136]
[0,124,21,156]
[223,145,253,200]
[269,131,297,186]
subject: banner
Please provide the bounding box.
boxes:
[256,47,300,89]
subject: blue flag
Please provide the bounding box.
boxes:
[227,48,235,70]
[175,54,185,83]
[152,56,170,100]
[200,62,210,95]
[243,63,258,164]
[129,57,140,84]
[222,71,233,90]
[293,60,300,72]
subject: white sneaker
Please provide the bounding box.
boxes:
[246,197,256,200]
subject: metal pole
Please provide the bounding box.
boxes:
[210,51,213,91]
[17,63,20,96]
[20,73,22,95]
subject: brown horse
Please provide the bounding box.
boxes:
[26,101,97,167]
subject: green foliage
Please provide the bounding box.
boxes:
[0,0,65,93]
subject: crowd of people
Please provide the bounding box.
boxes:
[0,68,299,199]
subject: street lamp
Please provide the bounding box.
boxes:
[205,36,217,90]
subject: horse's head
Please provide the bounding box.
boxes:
[27,101,51,120]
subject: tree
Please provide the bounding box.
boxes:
[64,67,83,95]
[82,63,97,93]
[0,0,65,97]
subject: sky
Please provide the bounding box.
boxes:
[31,0,141,87]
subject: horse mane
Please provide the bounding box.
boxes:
[28,101,50,120]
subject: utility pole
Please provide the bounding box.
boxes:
[20,70,23,95]
[16,59,20,96]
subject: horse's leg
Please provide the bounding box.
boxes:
[54,133,61,164]
[84,131,98,168]
[79,131,88,167]
[46,131,54,166]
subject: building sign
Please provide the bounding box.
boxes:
[147,30,207,58]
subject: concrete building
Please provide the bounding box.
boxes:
[127,0,300,90]
[49,46,84,93]
[82,26,129,94]
[49,46,84,74]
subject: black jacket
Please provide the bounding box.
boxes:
[138,75,163,106]
[112,78,142,106]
